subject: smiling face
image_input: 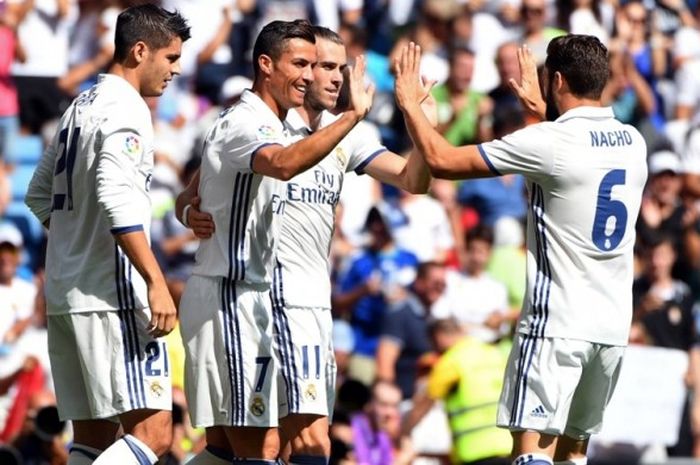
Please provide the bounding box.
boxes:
[305,38,347,112]
[267,37,317,110]
[137,36,183,97]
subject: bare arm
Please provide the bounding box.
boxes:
[113,230,176,337]
[375,338,401,382]
[197,6,233,66]
[253,56,374,180]
[363,91,437,193]
[394,43,493,180]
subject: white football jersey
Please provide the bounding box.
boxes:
[479,106,647,345]
[275,109,386,308]
[26,74,154,315]
[192,90,289,284]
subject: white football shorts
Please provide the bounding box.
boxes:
[179,275,278,428]
[48,309,172,421]
[271,302,336,419]
[497,333,625,439]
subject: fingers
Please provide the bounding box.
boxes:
[366,82,376,104]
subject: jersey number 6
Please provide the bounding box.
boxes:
[592,169,628,251]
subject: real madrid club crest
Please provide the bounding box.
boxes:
[304,383,317,402]
[334,146,347,169]
[251,396,266,417]
[148,380,164,398]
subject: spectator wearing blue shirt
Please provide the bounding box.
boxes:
[334,206,418,385]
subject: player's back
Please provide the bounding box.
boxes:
[480,106,647,345]
[42,74,153,314]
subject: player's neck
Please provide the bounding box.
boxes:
[253,85,289,121]
[559,94,602,114]
[297,105,323,131]
[109,63,142,95]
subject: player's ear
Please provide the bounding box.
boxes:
[258,54,273,77]
[132,41,149,64]
[553,71,565,93]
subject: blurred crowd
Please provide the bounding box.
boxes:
[2,0,700,464]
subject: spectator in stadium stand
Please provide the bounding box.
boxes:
[10,0,79,135]
[0,0,21,160]
[333,206,418,385]
[0,223,35,348]
[404,317,512,465]
[520,0,565,66]
[431,45,484,147]
[433,224,513,344]
[375,261,446,399]
[601,40,657,135]
[350,380,415,465]
[636,149,700,287]
[632,234,700,457]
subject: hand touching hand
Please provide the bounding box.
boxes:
[347,54,375,119]
[508,45,545,120]
[394,42,433,112]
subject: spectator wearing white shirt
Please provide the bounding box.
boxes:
[10,0,78,133]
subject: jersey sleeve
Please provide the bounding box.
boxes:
[26,126,62,225]
[477,123,555,180]
[219,113,287,173]
[344,120,387,174]
[96,119,147,233]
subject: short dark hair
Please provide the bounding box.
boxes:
[466,224,494,247]
[448,43,475,65]
[252,19,316,80]
[545,34,609,100]
[114,4,190,62]
[416,261,445,280]
[313,25,344,45]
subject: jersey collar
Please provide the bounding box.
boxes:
[240,90,287,129]
[555,105,615,123]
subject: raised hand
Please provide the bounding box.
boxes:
[419,76,438,128]
[508,45,545,120]
[394,42,432,112]
[347,54,375,119]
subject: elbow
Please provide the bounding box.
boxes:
[272,168,296,182]
[406,181,430,195]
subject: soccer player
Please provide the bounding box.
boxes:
[179,26,436,465]
[24,5,190,465]
[176,20,374,465]
[393,36,647,465]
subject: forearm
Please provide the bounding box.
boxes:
[114,230,167,287]
[400,149,432,194]
[403,104,482,180]
[176,170,200,225]
[256,111,361,180]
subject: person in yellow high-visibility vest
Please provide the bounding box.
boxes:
[405,318,512,465]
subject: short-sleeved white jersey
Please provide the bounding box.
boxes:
[479,106,647,345]
[26,74,154,315]
[192,90,290,284]
[275,109,386,308]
